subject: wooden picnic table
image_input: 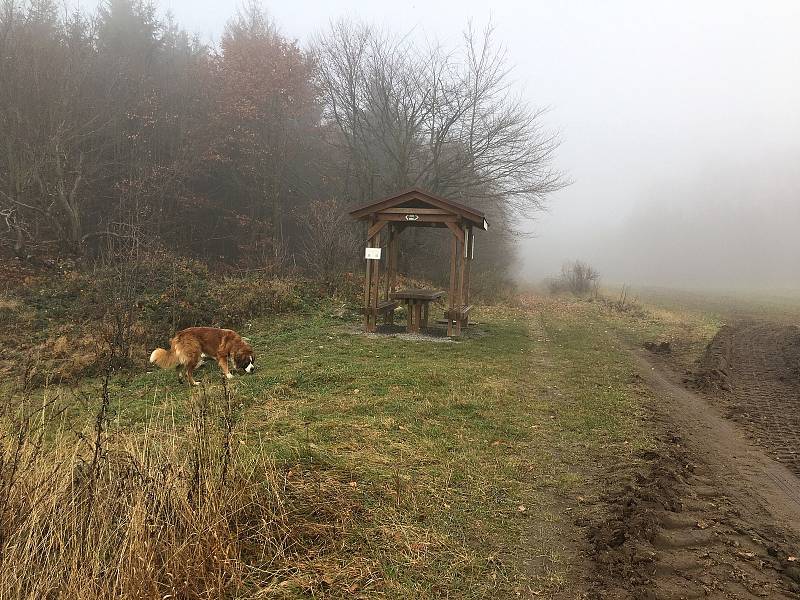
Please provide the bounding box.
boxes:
[390,289,445,333]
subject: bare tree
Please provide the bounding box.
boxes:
[312,20,567,227]
[0,1,103,253]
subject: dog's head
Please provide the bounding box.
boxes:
[234,342,255,374]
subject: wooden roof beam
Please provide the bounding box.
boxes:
[446,221,465,244]
[367,220,388,241]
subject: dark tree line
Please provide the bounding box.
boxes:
[0,0,564,286]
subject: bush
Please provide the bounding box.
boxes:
[300,198,360,293]
[548,260,599,296]
[3,251,309,383]
[135,256,305,338]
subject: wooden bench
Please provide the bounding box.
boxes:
[443,304,473,336]
[378,300,399,325]
[363,300,399,326]
[445,304,473,321]
[377,300,399,313]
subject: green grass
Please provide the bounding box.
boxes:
[9,298,661,598]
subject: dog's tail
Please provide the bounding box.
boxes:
[149,347,179,369]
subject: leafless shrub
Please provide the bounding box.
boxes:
[604,284,647,316]
[549,260,600,296]
[300,198,359,291]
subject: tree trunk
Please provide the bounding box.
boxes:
[54,146,84,252]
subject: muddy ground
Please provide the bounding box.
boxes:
[586,322,800,600]
[588,411,800,599]
[689,321,800,474]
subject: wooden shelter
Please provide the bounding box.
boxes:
[350,188,488,337]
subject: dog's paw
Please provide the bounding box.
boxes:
[226,373,234,380]
[192,381,200,386]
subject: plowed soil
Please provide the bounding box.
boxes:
[587,346,800,599]
[690,321,800,474]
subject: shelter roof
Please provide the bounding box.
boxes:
[349,188,488,230]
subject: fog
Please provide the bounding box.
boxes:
[561,156,800,290]
[77,0,800,289]
[507,2,800,290]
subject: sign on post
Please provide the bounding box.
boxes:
[365,247,382,260]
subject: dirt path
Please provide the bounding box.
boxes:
[635,350,800,535]
[588,350,800,599]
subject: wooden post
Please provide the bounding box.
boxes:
[384,224,397,325]
[363,220,373,332]
[455,223,469,335]
[383,224,392,300]
[370,228,381,332]
[448,234,458,336]
[412,300,422,333]
[463,226,472,325]
[364,216,385,333]
[445,221,466,337]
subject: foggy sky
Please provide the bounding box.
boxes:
[78,0,800,289]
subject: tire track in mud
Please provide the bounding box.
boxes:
[640,351,800,534]
[587,351,800,599]
[688,321,800,475]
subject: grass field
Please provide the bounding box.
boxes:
[10,285,795,598]
[2,294,666,598]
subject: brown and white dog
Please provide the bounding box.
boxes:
[149,327,255,385]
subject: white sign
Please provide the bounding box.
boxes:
[365,247,382,260]
[405,214,419,221]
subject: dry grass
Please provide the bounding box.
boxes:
[0,378,370,599]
